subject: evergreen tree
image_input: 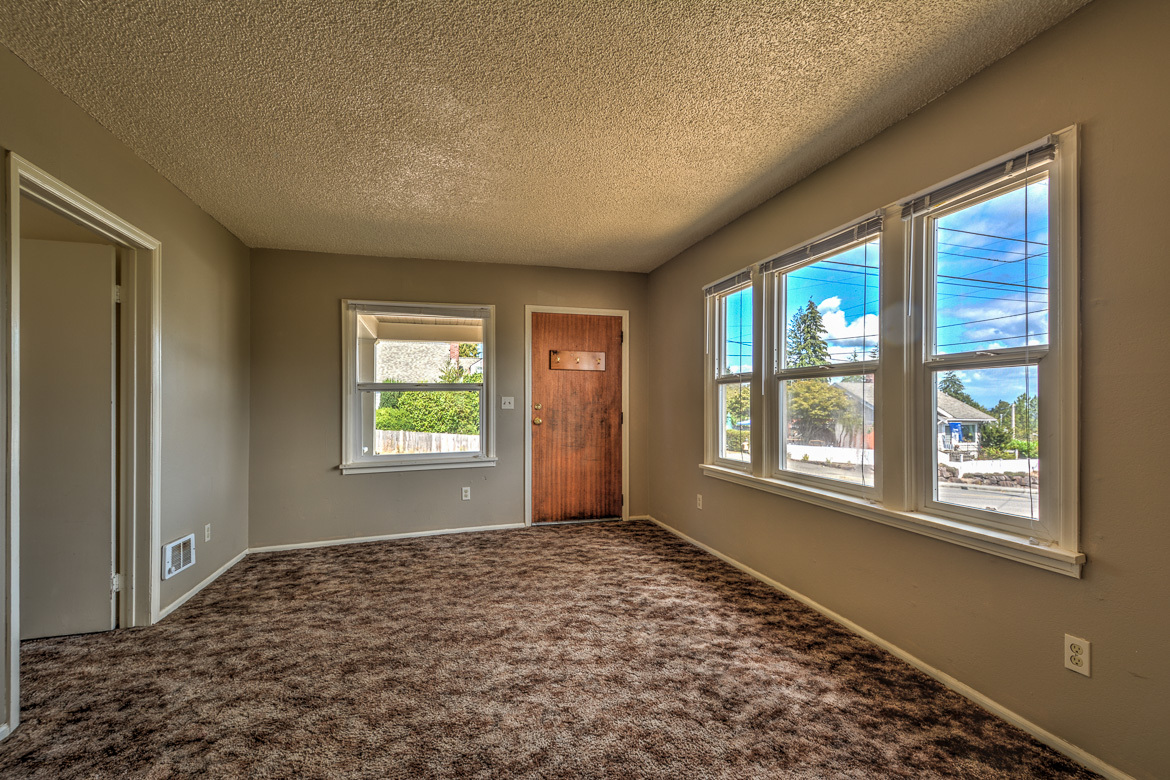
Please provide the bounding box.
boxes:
[937,371,985,412]
[1012,392,1039,441]
[842,349,866,382]
[786,300,830,368]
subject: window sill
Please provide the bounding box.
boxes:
[341,457,497,475]
[699,464,1084,577]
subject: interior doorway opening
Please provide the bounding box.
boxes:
[2,153,162,739]
[19,200,122,639]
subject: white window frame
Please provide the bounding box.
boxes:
[908,131,1078,554]
[765,233,881,500]
[340,299,497,474]
[704,275,755,472]
[700,127,1082,577]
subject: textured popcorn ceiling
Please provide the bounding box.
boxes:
[0,1,1089,272]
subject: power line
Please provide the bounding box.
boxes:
[936,309,1047,329]
[937,333,1047,348]
[937,226,1048,246]
[937,274,1047,292]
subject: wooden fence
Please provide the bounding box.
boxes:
[376,429,480,454]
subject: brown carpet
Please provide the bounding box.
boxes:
[0,519,1096,779]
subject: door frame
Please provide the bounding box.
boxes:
[524,305,629,527]
[1,153,162,739]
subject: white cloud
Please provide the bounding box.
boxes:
[817,296,842,313]
[822,310,878,342]
[821,308,879,362]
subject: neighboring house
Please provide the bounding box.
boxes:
[835,381,875,449]
[836,382,993,453]
[935,394,995,454]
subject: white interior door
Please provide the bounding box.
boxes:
[19,238,117,640]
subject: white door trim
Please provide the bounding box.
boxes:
[2,152,163,737]
[524,305,629,527]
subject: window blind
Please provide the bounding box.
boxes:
[703,269,752,297]
[901,143,1056,220]
[759,215,882,275]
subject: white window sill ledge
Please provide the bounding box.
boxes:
[699,464,1084,577]
[341,457,498,475]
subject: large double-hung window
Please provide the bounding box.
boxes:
[703,128,1081,575]
[766,217,881,493]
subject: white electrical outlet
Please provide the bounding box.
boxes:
[501,396,515,410]
[696,494,703,509]
[1064,634,1091,677]
[204,523,211,543]
[461,486,471,501]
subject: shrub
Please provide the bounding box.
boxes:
[980,423,1011,451]
[1008,439,1039,458]
[377,391,480,435]
[725,429,749,452]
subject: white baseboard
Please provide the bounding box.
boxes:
[157,549,247,621]
[646,516,1133,780]
[248,522,527,554]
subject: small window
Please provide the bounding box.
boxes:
[772,235,879,491]
[341,301,495,473]
[705,274,753,469]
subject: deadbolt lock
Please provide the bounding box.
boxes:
[533,403,542,410]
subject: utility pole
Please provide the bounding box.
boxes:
[1011,402,1016,437]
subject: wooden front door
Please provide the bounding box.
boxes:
[531,312,622,523]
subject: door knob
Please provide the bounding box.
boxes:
[533,417,542,425]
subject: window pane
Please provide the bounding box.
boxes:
[933,366,1038,521]
[781,375,874,486]
[718,382,751,463]
[720,287,752,376]
[357,312,484,384]
[783,238,879,367]
[374,340,484,384]
[367,390,481,455]
[934,177,1048,355]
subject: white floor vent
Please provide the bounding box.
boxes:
[162,534,196,579]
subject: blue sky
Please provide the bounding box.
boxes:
[724,175,1048,409]
[724,287,752,373]
[934,176,1048,408]
[784,238,880,366]
[720,175,1053,409]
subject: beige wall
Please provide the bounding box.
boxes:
[0,46,251,612]
[646,0,1168,777]
[248,249,648,548]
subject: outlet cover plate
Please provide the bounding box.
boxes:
[1064,634,1091,676]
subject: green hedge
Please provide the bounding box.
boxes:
[725,429,749,452]
[376,391,480,435]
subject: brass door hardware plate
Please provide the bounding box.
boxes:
[549,350,605,371]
